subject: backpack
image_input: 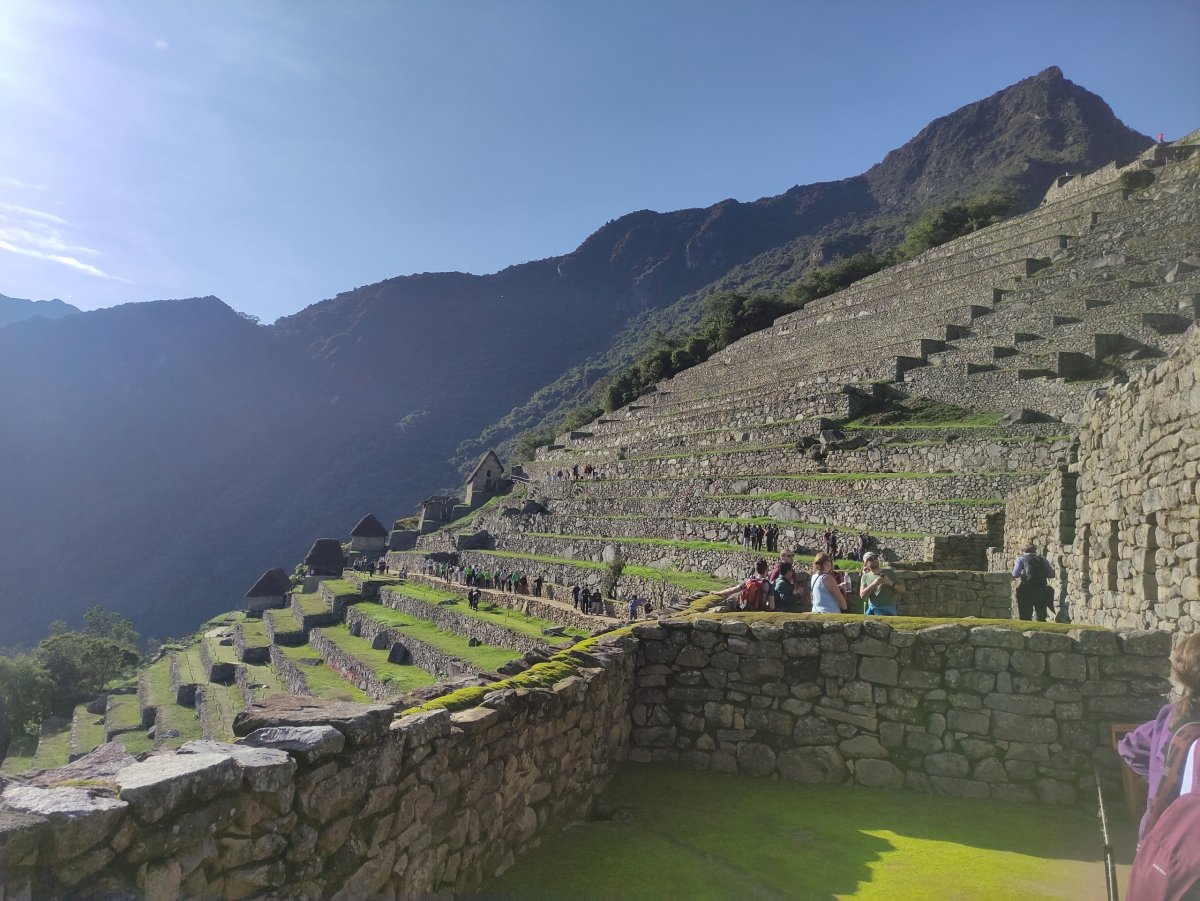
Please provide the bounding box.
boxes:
[738,576,771,611]
[1018,553,1049,588]
[1128,720,1200,900]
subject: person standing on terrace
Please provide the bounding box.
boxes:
[810,553,848,613]
[860,552,904,616]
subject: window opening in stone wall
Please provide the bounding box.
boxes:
[1106,521,1120,591]
[1141,513,1159,603]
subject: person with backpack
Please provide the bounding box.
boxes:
[1119,633,1200,898]
[1011,542,1054,621]
[714,558,776,611]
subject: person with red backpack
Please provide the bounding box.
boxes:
[714,558,776,611]
[1119,633,1200,898]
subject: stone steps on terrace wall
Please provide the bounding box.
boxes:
[536,470,1044,503]
[899,364,1097,420]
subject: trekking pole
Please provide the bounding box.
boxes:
[1094,762,1119,901]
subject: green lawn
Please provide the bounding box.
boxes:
[237,618,270,649]
[173,646,206,686]
[240,662,285,703]
[385,582,587,640]
[349,604,518,673]
[314,624,439,693]
[489,764,1132,900]
[275,643,371,703]
[319,579,362,597]
[203,636,238,666]
[118,732,156,756]
[154,699,203,747]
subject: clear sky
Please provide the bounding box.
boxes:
[0,0,1196,322]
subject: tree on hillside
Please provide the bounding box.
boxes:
[0,653,52,746]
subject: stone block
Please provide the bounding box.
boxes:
[1046,653,1088,681]
[915,624,968,644]
[1070,630,1120,655]
[929,776,990,799]
[924,753,970,778]
[1099,656,1170,678]
[1009,650,1046,675]
[777,746,846,784]
[115,753,240,824]
[974,648,1009,672]
[851,636,898,658]
[968,627,1025,649]
[858,657,899,686]
[854,759,905,789]
[946,709,990,736]
[1117,630,1173,656]
[736,742,777,777]
[991,711,1057,743]
[739,657,785,682]
[793,716,839,746]
[820,653,858,679]
[241,726,345,765]
[983,693,1054,716]
[898,668,942,690]
[839,736,888,759]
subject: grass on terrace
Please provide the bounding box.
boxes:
[275,643,371,703]
[0,734,37,774]
[490,763,1130,900]
[106,693,143,733]
[237,618,271,649]
[173,646,206,686]
[29,720,72,770]
[346,606,517,673]
[384,581,588,640]
[241,662,285,703]
[203,636,239,667]
[155,700,203,747]
[70,704,106,757]
[200,683,243,742]
[403,549,727,594]
[142,656,177,708]
[314,625,440,693]
[293,592,334,616]
[264,607,303,640]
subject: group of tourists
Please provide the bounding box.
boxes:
[571,584,607,615]
[550,463,606,482]
[418,559,551,599]
[741,523,780,552]
[715,550,904,616]
[351,557,391,576]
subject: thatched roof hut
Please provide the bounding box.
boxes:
[350,514,388,538]
[246,568,291,598]
[304,538,345,574]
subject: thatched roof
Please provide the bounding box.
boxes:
[304,538,345,568]
[467,450,503,483]
[350,514,388,538]
[246,567,291,598]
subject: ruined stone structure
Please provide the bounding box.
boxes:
[417,495,457,534]
[999,325,1200,635]
[464,450,504,508]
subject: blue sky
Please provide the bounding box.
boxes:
[0,0,1196,322]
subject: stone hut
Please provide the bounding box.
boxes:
[244,567,291,616]
[464,450,504,507]
[303,538,345,577]
[349,514,389,555]
[418,495,458,534]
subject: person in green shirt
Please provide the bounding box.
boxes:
[860,552,904,616]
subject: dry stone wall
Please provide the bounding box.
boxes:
[0,635,638,899]
[629,617,1168,804]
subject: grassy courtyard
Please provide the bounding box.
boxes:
[486,764,1134,900]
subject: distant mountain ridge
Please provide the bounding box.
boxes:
[0,294,79,326]
[0,67,1153,645]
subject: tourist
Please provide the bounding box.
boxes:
[534,574,544,597]
[1118,633,1200,842]
[768,548,797,582]
[860,552,904,616]
[857,530,872,560]
[1012,542,1054,621]
[592,588,603,615]
[809,553,848,613]
[628,596,642,620]
[714,558,775,610]
[772,561,801,612]
[742,523,752,550]
[571,584,581,610]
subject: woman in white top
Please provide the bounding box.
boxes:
[809,552,848,613]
